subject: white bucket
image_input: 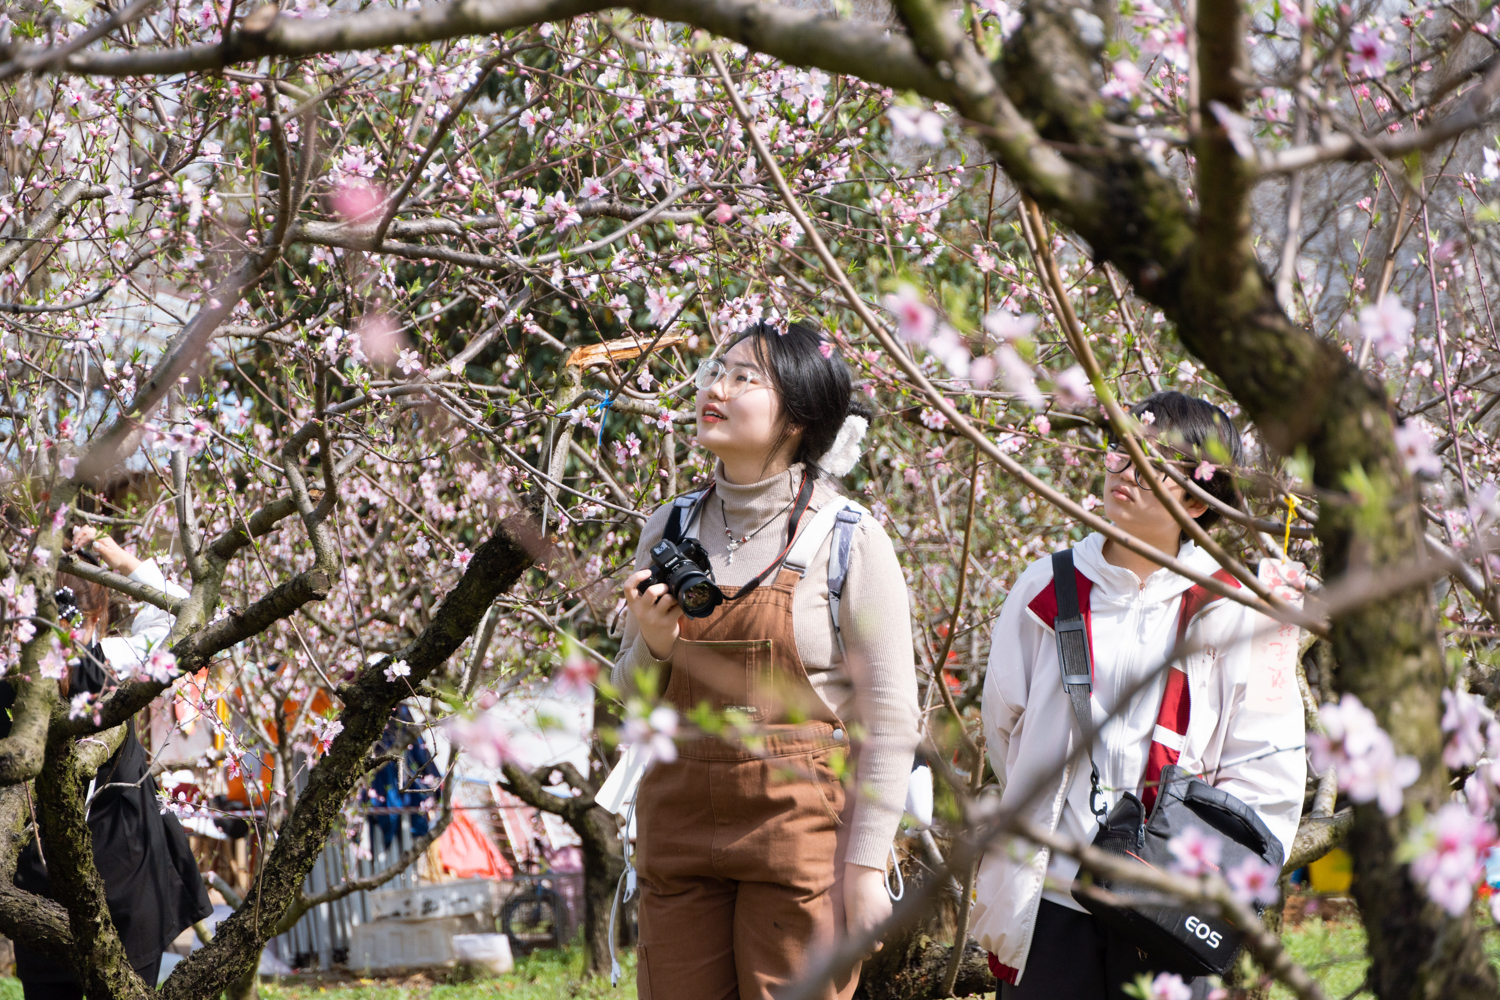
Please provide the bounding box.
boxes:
[452,932,514,975]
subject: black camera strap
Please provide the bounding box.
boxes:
[730,471,815,600]
[666,472,815,602]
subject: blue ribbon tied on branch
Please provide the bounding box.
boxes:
[595,391,614,447]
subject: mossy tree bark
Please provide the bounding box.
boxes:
[500,760,625,978]
[885,0,1483,993]
[0,0,1489,993]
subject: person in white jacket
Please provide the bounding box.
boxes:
[971,391,1305,999]
[70,526,188,674]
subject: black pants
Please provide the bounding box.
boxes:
[21,954,162,999]
[1001,900,1206,1000]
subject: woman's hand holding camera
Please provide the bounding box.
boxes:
[624,569,682,661]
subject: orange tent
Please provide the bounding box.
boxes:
[436,810,513,880]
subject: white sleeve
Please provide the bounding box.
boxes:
[612,505,676,694]
[982,559,1052,797]
[1206,606,1308,864]
[98,559,187,676]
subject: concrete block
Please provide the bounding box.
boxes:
[347,913,490,971]
[365,877,502,922]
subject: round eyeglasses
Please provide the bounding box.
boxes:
[1103,448,1134,475]
[1103,445,1194,486]
[694,360,770,398]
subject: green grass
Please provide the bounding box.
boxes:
[1268,910,1500,1000]
[1269,918,1371,1000]
[258,946,638,998]
[0,914,1491,997]
[0,946,634,998]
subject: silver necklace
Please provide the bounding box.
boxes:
[720,493,795,564]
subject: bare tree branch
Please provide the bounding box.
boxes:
[56,0,945,101]
[157,514,538,1000]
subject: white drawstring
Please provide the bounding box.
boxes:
[885,844,904,901]
[609,798,638,987]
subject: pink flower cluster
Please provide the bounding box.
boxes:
[621,701,679,765]
[1411,689,1500,919]
[1408,803,1497,917]
[555,647,598,698]
[1167,824,1221,876]
[446,702,517,771]
[2,575,39,650]
[1167,825,1280,907]
[1309,693,1419,816]
[308,716,344,757]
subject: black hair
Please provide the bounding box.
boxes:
[732,319,874,478]
[1109,390,1243,529]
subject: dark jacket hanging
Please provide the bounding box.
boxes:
[3,647,214,984]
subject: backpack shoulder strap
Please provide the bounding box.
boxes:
[1175,569,1242,643]
[662,489,707,545]
[827,504,865,656]
[783,498,856,575]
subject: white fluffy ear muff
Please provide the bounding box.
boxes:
[818,414,869,477]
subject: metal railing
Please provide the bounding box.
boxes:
[262,809,584,971]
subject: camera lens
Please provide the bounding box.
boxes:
[669,565,723,618]
[679,580,719,615]
[645,538,723,618]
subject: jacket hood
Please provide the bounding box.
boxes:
[1071,531,1222,611]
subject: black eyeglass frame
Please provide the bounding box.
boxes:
[1101,442,1200,488]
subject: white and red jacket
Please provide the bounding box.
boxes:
[971,533,1306,983]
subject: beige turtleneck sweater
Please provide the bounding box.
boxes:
[614,462,920,871]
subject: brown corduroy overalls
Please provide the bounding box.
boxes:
[635,562,858,1000]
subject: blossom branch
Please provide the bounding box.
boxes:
[55,556,182,614]
[710,46,1287,625]
[57,0,946,100]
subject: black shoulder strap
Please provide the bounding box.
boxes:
[663,504,686,545]
[1051,549,1093,710]
[1051,549,1106,825]
[662,491,706,545]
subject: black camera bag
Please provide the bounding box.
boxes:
[1050,550,1284,977]
[1071,765,1283,975]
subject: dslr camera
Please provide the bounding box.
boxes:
[637,538,725,618]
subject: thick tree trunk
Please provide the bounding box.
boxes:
[883,0,1491,993]
[226,964,257,1000]
[501,761,623,977]
[34,731,147,998]
[576,798,627,975]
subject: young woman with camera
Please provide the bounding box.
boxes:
[615,320,920,1000]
